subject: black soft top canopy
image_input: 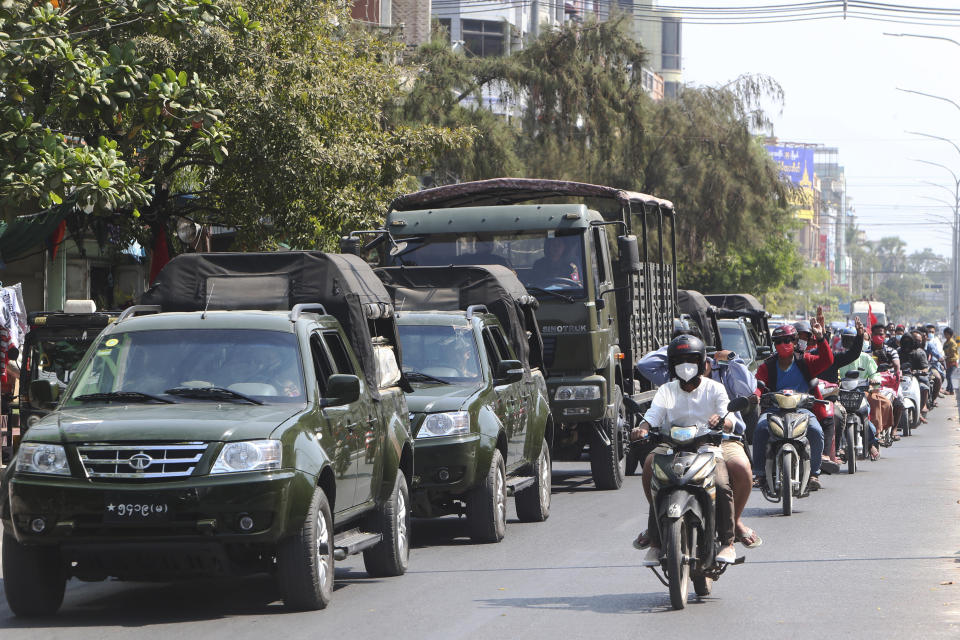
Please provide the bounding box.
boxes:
[677,289,719,349]
[375,265,544,372]
[141,251,399,397]
[389,178,674,213]
[704,293,766,315]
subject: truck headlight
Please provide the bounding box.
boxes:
[418,411,470,438]
[554,385,601,401]
[211,440,282,474]
[16,443,70,475]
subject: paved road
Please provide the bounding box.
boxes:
[2,402,958,639]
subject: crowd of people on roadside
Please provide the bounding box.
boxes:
[627,308,954,566]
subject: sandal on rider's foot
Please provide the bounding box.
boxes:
[808,475,821,491]
[892,434,901,441]
[716,546,738,564]
[870,446,880,461]
[736,529,763,549]
[752,476,764,488]
[919,415,928,424]
[632,532,651,550]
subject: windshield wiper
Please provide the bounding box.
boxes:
[403,370,452,385]
[164,386,264,405]
[525,286,575,304]
[75,391,175,404]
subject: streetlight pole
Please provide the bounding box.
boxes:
[913,158,960,328]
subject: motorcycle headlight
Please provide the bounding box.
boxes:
[16,443,71,475]
[791,418,809,438]
[554,385,601,401]
[418,411,470,438]
[211,440,282,474]
[768,416,785,438]
[653,461,670,482]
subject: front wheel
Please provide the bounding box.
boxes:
[903,407,913,437]
[845,424,857,474]
[516,438,552,522]
[467,449,507,543]
[363,470,410,577]
[693,575,713,597]
[590,387,626,490]
[2,535,66,617]
[664,517,690,610]
[781,452,793,516]
[276,487,335,611]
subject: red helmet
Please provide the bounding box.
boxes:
[772,324,798,341]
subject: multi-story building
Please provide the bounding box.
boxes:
[815,147,851,287]
[352,0,433,47]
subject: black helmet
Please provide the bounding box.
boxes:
[840,326,858,350]
[899,333,915,351]
[667,334,706,379]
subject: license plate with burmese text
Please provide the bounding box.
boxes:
[104,494,172,522]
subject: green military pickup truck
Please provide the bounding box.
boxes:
[376,266,553,542]
[1,252,413,616]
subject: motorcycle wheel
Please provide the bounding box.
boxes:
[664,517,690,610]
[780,451,793,516]
[693,575,713,597]
[903,408,913,436]
[845,424,857,474]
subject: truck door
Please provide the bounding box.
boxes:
[483,326,523,470]
[311,331,359,509]
[591,225,615,351]
[322,329,378,507]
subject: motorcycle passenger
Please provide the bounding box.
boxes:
[818,322,865,461]
[752,323,834,491]
[630,335,739,566]
[917,329,944,402]
[899,332,931,422]
[794,320,815,355]
[870,324,905,433]
[943,327,957,395]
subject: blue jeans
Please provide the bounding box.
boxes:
[753,408,824,476]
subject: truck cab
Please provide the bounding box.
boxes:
[1,252,413,616]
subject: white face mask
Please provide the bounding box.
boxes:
[674,363,699,382]
[797,339,808,352]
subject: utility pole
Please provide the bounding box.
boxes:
[914,157,960,328]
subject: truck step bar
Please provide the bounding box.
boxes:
[506,476,535,496]
[331,529,382,560]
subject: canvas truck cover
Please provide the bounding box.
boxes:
[375,265,545,373]
[140,251,400,397]
[703,293,767,315]
[677,289,719,349]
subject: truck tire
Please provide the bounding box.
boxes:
[590,388,626,490]
[516,438,551,522]
[467,449,507,543]
[276,486,335,611]
[2,535,66,617]
[363,470,410,577]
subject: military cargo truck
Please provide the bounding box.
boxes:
[345,178,677,490]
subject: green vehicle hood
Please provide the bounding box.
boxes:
[24,403,306,444]
[405,383,481,414]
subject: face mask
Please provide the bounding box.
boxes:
[775,342,795,358]
[674,363,699,382]
[872,335,884,347]
[797,339,808,352]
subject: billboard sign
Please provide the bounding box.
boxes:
[766,144,815,220]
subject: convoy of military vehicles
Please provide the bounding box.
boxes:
[2,178,701,617]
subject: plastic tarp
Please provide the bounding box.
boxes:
[0,207,70,263]
[375,265,545,373]
[141,251,400,397]
[703,293,771,346]
[677,289,719,349]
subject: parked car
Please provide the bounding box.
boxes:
[377,266,553,542]
[1,252,413,616]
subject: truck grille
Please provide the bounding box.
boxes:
[838,390,865,414]
[542,336,557,368]
[77,443,208,480]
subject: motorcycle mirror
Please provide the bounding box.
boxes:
[877,363,891,372]
[844,370,860,379]
[727,396,750,413]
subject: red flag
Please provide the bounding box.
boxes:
[48,220,66,261]
[148,229,170,283]
[868,303,878,329]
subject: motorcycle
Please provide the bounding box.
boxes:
[897,366,921,435]
[645,397,749,610]
[837,370,872,471]
[759,389,828,515]
[877,365,906,442]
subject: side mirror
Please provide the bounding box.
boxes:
[30,379,54,406]
[757,345,772,358]
[617,235,641,275]
[325,374,361,405]
[495,360,524,384]
[727,396,751,413]
[339,236,361,255]
[844,370,860,379]
[877,363,892,372]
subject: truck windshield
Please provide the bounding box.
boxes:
[28,336,94,392]
[397,324,482,384]
[64,329,306,405]
[389,231,587,297]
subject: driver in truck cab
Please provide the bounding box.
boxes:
[530,235,582,285]
[628,335,740,567]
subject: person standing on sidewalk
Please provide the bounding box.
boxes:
[943,328,957,395]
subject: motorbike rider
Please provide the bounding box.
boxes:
[635,334,760,548]
[917,329,944,402]
[817,320,865,461]
[752,323,833,491]
[870,324,905,433]
[629,335,740,566]
[900,332,931,422]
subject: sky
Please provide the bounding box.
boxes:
[674,2,960,258]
